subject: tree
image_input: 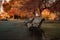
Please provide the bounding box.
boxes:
[2,1,11,12]
[2,0,60,19]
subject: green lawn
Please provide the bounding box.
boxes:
[0,21,60,40]
[42,23,60,40]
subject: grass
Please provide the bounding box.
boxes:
[41,23,60,40]
[0,21,60,40]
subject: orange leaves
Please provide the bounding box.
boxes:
[41,9,50,19]
[41,9,57,20]
[0,12,10,19]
